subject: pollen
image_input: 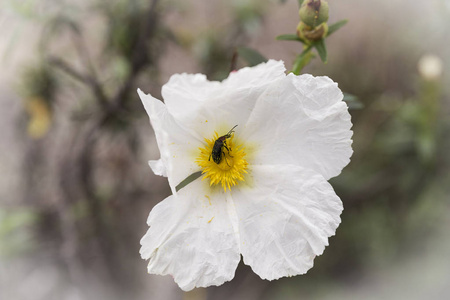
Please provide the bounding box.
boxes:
[196,132,248,192]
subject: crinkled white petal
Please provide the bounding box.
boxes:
[139,179,240,291]
[240,73,353,180]
[232,164,342,280]
[148,159,167,177]
[161,60,286,138]
[161,73,220,129]
[222,59,286,90]
[138,89,201,193]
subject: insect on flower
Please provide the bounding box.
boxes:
[209,125,238,165]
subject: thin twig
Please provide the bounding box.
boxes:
[230,48,238,72]
[69,23,111,110]
[112,0,160,108]
[48,57,109,107]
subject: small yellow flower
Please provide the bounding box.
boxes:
[25,97,51,139]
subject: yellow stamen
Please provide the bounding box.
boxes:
[196,131,248,192]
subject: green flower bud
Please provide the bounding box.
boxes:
[299,0,329,28]
[296,21,328,42]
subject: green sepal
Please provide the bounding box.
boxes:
[297,0,305,7]
[175,171,203,192]
[327,19,348,37]
[312,38,327,63]
[276,34,303,42]
[237,47,268,67]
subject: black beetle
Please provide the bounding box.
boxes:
[209,125,238,165]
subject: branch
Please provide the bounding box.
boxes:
[48,57,109,108]
[68,23,111,110]
[112,0,160,108]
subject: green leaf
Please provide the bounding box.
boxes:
[237,47,268,67]
[343,93,357,102]
[343,93,364,110]
[291,45,313,75]
[313,39,327,63]
[276,34,307,44]
[276,34,302,42]
[327,19,348,36]
[175,171,203,192]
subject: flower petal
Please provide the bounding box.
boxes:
[140,179,240,291]
[232,164,342,280]
[241,74,353,180]
[161,60,286,138]
[138,89,201,193]
[222,59,286,91]
[161,73,220,127]
[148,159,167,177]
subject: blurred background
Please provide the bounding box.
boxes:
[0,0,449,299]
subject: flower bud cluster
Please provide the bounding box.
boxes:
[297,0,329,42]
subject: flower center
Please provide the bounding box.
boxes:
[196,131,248,192]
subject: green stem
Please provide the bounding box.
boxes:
[291,45,313,75]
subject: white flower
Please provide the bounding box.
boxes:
[138,60,353,291]
[417,54,443,81]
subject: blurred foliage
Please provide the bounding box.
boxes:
[19,65,56,139]
[323,64,448,283]
[236,46,267,66]
[0,209,38,257]
[21,64,56,101]
[187,0,269,80]
[6,0,171,297]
